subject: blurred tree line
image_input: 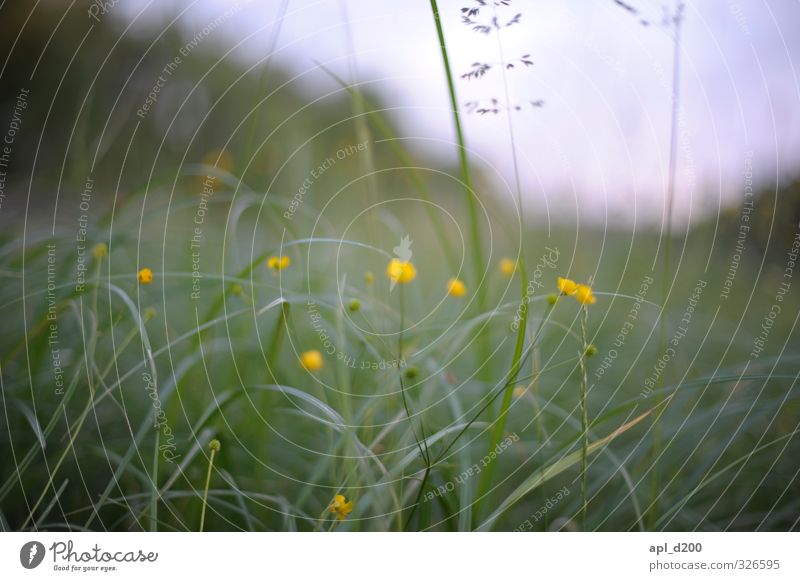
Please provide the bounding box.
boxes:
[0,0,392,225]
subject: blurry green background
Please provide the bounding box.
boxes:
[1,0,799,532]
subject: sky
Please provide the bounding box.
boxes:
[114,0,800,226]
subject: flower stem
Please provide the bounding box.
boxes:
[200,440,220,532]
[578,306,590,529]
[397,285,431,530]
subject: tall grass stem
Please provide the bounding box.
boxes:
[200,440,220,532]
[651,0,685,529]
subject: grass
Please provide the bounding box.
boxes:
[3,184,796,532]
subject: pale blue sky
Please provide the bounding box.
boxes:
[115,0,800,226]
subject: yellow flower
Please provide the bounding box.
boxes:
[92,243,108,260]
[499,257,517,277]
[200,149,234,191]
[328,494,353,521]
[299,350,323,372]
[557,276,577,296]
[137,268,153,285]
[447,277,467,297]
[575,284,597,305]
[201,149,234,173]
[386,258,416,284]
[267,255,290,271]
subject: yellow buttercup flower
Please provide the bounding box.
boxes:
[200,149,234,191]
[499,257,517,277]
[267,255,290,271]
[299,350,323,372]
[92,243,108,260]
[557,276,578,296]
[328,494,353,521]
[386,258,416,284]
[137,268,153,285]
[575,284,597,305]
[447,277,467,297]
[201,149,234,174]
